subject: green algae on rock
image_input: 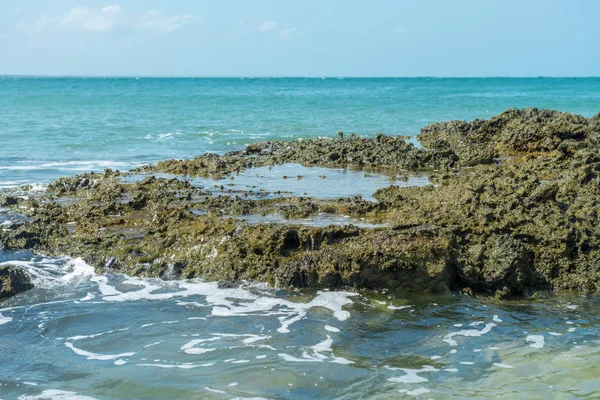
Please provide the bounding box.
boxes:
[1,108,600,297]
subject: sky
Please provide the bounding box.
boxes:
[0,0,599,77]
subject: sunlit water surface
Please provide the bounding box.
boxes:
[1,253,599,399]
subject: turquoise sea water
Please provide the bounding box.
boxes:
[1,77,599,187]
[1,78,600,399]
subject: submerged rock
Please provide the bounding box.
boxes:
[0,266,34,300]
[1,108,600,297]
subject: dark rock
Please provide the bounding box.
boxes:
[0,196,19,207]
[528,182,559,203]
[482,235,534,295]
[0,266,34,300]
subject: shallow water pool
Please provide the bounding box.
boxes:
[123,164,430,202]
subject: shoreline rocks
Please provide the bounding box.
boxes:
[1,107,600,298]
[0,266,34,300]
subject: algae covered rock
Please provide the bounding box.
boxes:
[0,266,34,300]
[477,235,536,295]
[3,107,600,297]
[418,108,598,166]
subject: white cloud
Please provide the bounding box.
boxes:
[17,6,194,35]
[278,28,296,39]
[258,20,277,32]
[392,27,407,34]
[145,10,161,18]
[141,10,193,33]
[17,13,51,33]
[58,5,123,33]
[103,5,122,14]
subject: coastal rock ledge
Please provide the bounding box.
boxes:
[1,108,600,298]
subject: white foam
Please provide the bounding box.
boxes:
[65,342,135,361]
[208,289,355,334]
[492,315,503,323]
[406,387,431,396]
[0,313,13,326]
[493,363,514,369]
[3,255,357,336]
[1,257,97,290]
[325,325,340,332]
[98,276,353,336]
[28,183,47,192]
[80,293,95,301]
[526,335,545,349]
[18,390,99,400]
[67,328,128,342]
[137,363,214,369]
[181,333,270,355]
[181,341,218,355]
[0,160,134,172]
[443,323,496,346]
[387,365,438,383]
[387,305,412,310]
[279,334,354,364]
[205,387,226,394]
[312,335,334,356]
[331,356,354,364]
[60,258,96,283]
[278,353,323,363]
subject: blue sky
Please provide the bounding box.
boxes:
[1,0,598,77]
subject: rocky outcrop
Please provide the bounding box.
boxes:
[418,108,597,166]
[134,133,457,178]
[1,108,600,298]
[0,266,34,300]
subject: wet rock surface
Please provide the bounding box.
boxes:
[0,266,34,300]
[1,108,600,297]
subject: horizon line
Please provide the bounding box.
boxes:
[1,74,599,79]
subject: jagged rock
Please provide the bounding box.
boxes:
[418,108,599,166]
[2,108,600,296]
[0,266,34,300]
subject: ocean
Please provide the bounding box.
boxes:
[1,77,600,399]
[1,77,600,187]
